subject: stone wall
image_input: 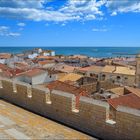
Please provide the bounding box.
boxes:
[0,78,140,140]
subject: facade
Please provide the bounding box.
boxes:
[101,65,135,86]
[77,65,103,80]
[28,53,38,59]
[38,60,56,68]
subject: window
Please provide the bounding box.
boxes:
[90,73,93,77]
[124,77,128,80]
[116,76,121,82]
[102,74,106,81]
[117,76,121,79]
[50,75,52,78]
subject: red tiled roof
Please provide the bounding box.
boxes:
[47,80,88,96]
[38,60,55,65]
[0,53,11,59]
[0,64,26,78]
[0,68,24,78]
[36,56,55,60]
[9,69,24,76]
[79,65,103,73]
[24,69,45,77]
[108,94,140,110]
[125,87,140,97]
[0,64,9,70]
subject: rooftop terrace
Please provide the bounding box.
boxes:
[0,100,95,140]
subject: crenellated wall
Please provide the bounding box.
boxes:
[0,78,140,140]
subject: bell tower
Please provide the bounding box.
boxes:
[135,54,140,87]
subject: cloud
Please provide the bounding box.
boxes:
[92,28,108,32]
[17,22,26,27]
[60,0,105,20]
[0,0,105,22]
[0,0,140,22]
[106,0,140,15]
[0,0,46,8]
[0,26,20,37]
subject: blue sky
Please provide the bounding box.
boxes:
[0,0,140,47]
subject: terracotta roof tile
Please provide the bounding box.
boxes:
[37,56,55,60]
[59,73,83,82]
[79,66,103,73]
[109,87,125,96]
[114,66,135,75]
[108,94,140,110]
[0,53,11,59]
[0,64,9,70]
[102,65,135,75]
[125,87,140,97]
[102,65,116,73]
[55,64,79,73]
[24,69,45,77]
[38,60,55,65]
[47,80,88,96]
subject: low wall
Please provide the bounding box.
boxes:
[0,78,140,140]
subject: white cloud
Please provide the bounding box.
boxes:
[0,0,46,8]
[61,23,66,26]
[0,0,140,22]
[0,26,20,37]
[106,0,140,15]
[17,22,26,27]
[0,7,80,22]
[0,0,105,22]
[60,0,105,20]
[92,28,108,32]
[111,11,117,16]
[7,32,20,37]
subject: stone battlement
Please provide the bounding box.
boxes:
[0,77,140,140]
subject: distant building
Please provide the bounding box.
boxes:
[28,53,38,59]
[38,60,56,68]
[101,65,135,86]
[53,64,79,73]
[15,68,56,85]
[41,50,55,56]
[77,65,103,80]
[0,53,11,64]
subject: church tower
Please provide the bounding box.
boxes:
[135,54,140,87]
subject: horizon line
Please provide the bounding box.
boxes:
[0,46,140,48]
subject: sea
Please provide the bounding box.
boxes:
[0,47,140,58]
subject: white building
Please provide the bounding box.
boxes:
[15,68,56,85]
[28,53,38,59]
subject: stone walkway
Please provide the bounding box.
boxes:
[0,100,96,139]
